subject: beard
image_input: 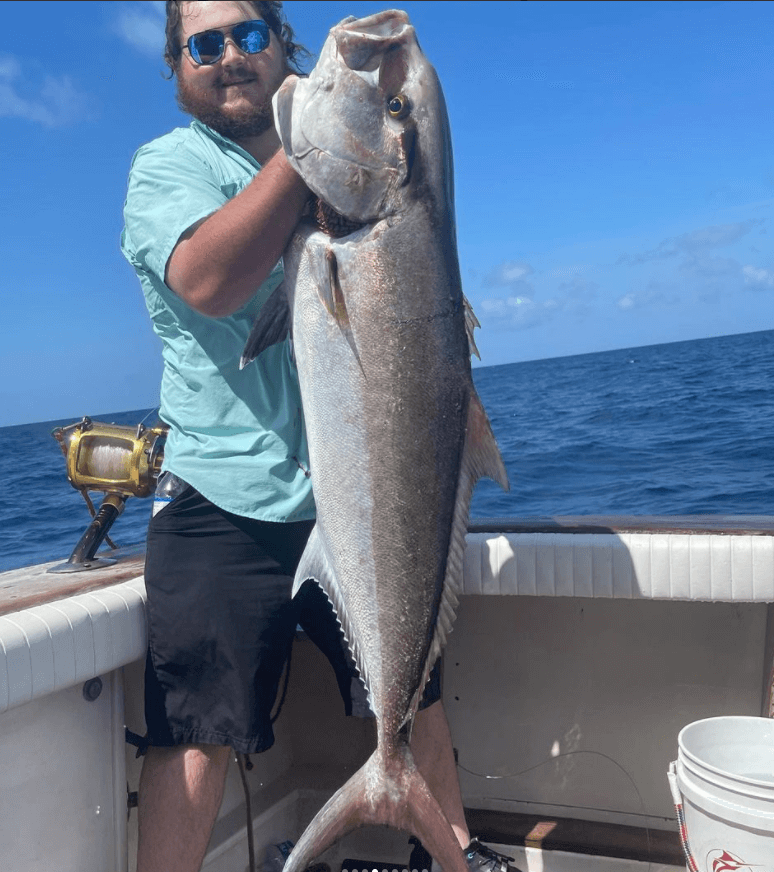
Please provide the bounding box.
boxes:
[176,66,285,141]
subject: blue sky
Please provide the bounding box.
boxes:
[1,1,772,426]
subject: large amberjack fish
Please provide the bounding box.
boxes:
[243,9,508,872]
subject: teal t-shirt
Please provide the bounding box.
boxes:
[121,119,314,522]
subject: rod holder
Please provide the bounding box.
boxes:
[48,493,127,574]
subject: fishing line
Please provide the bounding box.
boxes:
[138,407,160,427]
[237,752,257,872]
[236,651,292,872]
[457,749,654,872]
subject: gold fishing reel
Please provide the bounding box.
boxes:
[49,417,167,573]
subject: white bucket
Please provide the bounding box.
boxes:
[668,716,774,872]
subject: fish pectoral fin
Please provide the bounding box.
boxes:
[322,248,350,328]
[463,294,481,360]
[240,283,291,369]
[315,248,338,319]
[293,525,371,702]
[319,248,364,372]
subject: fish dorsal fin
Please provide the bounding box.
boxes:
[240,283,291,369]
[405,390,509,725]
[463,294,481,360]
[293,524,372,706]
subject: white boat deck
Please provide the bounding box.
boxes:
[1,517,772,871]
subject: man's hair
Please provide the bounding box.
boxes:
[164,1,310,75]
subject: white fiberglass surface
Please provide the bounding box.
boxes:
[489,843,683,872]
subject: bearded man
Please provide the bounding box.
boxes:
[122,4,518,872]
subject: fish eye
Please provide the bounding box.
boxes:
[388,94,410,119]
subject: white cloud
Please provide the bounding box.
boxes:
[680,253,740,278]
[557,274,598,300]
[479,260,600,329]
[708,179,774,210]
[0,55,21,79]
[502,264,531,282]
[546,264,590,280]
[0,55,89,127]
[480,294,559,330]
[679,222,759,250]
[618,220,762,266]
[615,218,774,305]
[615,282,676,312]
[113,2,166,57]
[743,265,774,288]
[484,260,535,289]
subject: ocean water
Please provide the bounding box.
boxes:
[471,328,774,520]
[1,329,772,573]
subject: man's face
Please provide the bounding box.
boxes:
[176,1,288,141]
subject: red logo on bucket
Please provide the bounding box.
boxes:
[707,849,772,872]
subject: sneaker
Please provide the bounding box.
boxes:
[464,838,522,872]
[413,837,522,872]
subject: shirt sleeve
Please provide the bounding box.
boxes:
[122,136,229,284]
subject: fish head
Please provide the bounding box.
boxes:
[273,9,454,227]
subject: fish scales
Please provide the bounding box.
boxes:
[242,10,508,871]
[293,209,470,723]
[323,267,464,712]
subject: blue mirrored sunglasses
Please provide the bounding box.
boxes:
[184,19,270,66]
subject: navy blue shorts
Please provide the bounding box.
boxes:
[143,484,441,754]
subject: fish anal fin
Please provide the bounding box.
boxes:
[409,390,509,721]
[294,525,371,704]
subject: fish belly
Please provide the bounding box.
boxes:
[290,224,469,735]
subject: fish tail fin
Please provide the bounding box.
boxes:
[284,744,467,872]
[398,755,469,872]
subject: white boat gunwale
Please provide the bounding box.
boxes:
[2,516,772,872]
